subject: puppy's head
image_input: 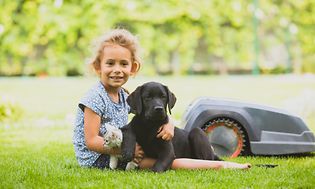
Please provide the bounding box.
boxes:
[127,82,176,121]
[103,124,123,147]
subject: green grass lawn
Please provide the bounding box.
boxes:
[1,75,315,188]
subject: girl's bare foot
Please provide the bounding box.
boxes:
[222,162,252,169]
[243,163,251,169]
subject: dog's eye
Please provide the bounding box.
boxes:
[161,95,167,99]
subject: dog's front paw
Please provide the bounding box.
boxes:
[125,162,138,171]
[151,165,167,173]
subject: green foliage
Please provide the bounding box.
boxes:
[0,98,23,122]
[0,0,314,75]
[261,66,288,74]
[303,55,315,73]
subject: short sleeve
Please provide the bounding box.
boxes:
[78,89,105,117]
[121,89,130,112]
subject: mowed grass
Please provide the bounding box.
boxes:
[0,75,315,188]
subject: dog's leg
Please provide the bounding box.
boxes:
[121,124,136,162]
[151,141,176,172]
[188,127,222,161]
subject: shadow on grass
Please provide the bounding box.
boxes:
[244,152,315,159]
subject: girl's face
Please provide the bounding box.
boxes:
[97,44,134,92]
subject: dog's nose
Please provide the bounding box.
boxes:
[154,106,164,112]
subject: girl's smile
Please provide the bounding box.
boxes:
[109,76,124,80]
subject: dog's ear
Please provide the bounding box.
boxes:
[164,86,177,114]
[127,86,142,115]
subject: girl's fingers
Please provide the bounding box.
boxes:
[133,158,139,164]
[156,130,164,138]
[162,134,171,141]
[135,152,143,158]
[133,157,143,164]
[157,131,171,140]
[157,126,163,133]
[157,129,174,141]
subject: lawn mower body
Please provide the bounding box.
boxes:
[182,97,315,156]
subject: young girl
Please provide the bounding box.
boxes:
[73,29,251,170]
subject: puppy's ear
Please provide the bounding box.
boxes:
[164,86,176,114]
[127,86,142,115]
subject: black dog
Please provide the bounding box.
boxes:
[121,82,220,172]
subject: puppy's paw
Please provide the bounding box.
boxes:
[151,165,167,173]
[125,162,138,170]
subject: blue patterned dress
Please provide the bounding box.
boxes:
[73,81,129,167]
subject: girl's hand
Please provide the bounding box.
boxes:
[133,143,144,164]
[156,119,174,141]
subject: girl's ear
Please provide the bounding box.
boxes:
[95,68,101,74]
[92,59,101,75]
[130,61,140,75]
[94,68,101,77]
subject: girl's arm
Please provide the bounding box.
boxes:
[84,107,120,155]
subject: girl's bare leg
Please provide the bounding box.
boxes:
[172,158,251,170]
[139,158,251,170]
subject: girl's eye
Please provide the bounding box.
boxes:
[121,60,130,66]
[105,60,114,65]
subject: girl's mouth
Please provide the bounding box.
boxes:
[109,76,123,81]
[109,76,124,82]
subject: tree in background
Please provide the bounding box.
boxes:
[0,0,314,76]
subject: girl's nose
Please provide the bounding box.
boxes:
[113,65,122,73]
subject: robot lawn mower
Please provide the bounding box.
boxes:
[182,97,315,158]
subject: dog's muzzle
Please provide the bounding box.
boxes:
[146,106,167,121]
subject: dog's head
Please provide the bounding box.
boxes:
[127,82,176,121]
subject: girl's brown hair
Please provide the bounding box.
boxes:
[90,29,141,75]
